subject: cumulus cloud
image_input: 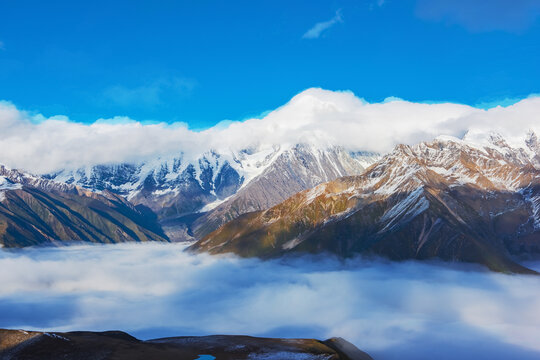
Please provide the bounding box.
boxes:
[302,10,343,39]
[0,244,539,360]
[416,0,540,33]
[0,89,540,174]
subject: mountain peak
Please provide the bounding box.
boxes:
[192,135,540,274]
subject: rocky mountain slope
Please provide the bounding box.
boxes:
[0,329,373,360]
[0,165,168,247]
[47,144,377,240]
[191,144,377,239]
[191,133,540,274]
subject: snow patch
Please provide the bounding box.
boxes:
[0,176,22,201]
[247,352,332,360]
[304,184,326,203]
[0,176,22,191]
[282,237,303,250]
[379,187,429,232]
[199,196,232,212]
[45,333,70,341]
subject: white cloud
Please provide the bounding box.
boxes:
[302,10,343,39]
[0,89,540,174]
[0,243,539,360]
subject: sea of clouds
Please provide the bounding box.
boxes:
[1,88,540,173]
[1,243,539,360]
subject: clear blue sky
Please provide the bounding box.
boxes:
[0,0,539,128]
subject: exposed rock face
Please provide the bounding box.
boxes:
[0,329,373,360]
[46,145,376,240]
[192,135,540,274]
[192,144,376,238]
[46,151,245,220]
[0,166,168,247]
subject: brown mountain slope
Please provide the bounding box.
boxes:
[191,136,540,274]
[190,144,375,239]
[0,166,168,247]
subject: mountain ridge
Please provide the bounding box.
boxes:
[0,328,373,360]
[190,133,540,273]
[45,143,377,240]
[0,165,168,247]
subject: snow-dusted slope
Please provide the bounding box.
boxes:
[47,147,274,217]
[47,143,379,234]
[1,165,75,194]
[192,144,377,238]
[193,132,540,273]
[0,175,22,202]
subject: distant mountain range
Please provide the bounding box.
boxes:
[1,132,540,273]
[45,143,378,240]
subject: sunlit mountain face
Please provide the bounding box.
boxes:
[1,1,540,359]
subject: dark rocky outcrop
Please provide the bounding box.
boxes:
[0,329,373,360]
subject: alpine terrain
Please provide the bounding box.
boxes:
[0,165,168,247]
[46,143,378,240]
[191,132,540,274]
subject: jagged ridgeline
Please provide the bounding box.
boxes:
[191,134,540,274]
[0,166,168,247]
[45,144,378,241]
[0,143,377,246]
[1,131,540,273]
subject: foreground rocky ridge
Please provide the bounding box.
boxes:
[192,133,540,274]
[0,329,373,360]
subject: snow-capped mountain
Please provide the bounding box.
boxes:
[191,144,378,238]
[192,132,540,273]
[46,143,379,240]
[1,164,75,194]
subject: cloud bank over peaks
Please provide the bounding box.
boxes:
[0,89,540,174]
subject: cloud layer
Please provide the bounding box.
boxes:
[1,89,540,174]
[0,243,539,360]
[302,10,343,39]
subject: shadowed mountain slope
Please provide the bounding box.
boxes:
[0,166,168,247]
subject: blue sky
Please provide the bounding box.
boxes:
[0,0,539,128]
